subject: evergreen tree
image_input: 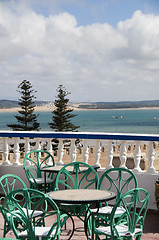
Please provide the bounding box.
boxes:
[49,85,79,131]
[7,80,40,131]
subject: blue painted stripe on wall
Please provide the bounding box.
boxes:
[0,131,159,141]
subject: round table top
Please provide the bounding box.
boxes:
[41,165,98,173]
[41,165,66,172]
[48,189,116,204]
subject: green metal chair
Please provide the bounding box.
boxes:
[24,150,55,192]
[0,174,27,237]
[0,174,44,238]
[0,188,69,240]
[91,168,138,221]
[92,188,149,240]
[0,174,27,200]
[55,161,99,232]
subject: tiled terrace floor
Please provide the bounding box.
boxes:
[0,210,159,239]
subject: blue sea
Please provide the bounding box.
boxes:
[1,109,159,134]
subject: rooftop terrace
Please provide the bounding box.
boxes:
[0,130,159,239]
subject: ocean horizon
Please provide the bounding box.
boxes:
[1,109,159,134]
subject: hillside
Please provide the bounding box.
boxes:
[0,99,49,109]
[1,99,159,110]
[78,100,159,109]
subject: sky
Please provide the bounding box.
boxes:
[0,0,159,102]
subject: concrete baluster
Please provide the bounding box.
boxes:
[134,141,141,172]
[24,138,31,167]
[35,138,41,151]
[46,138,53,165]
[57,139,64,165]
[120,140,127,168]
[13,138,21,166]
[25,138,31,156]
[35,138,41,165]
[83,139,89,163]
[70,139,76,162]
[107,140,114,169]
[94,139,101,168]
[2,137,10,165]
[147,141,156,173]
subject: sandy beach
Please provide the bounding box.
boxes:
[0,105,159,112]
[0,106,55,112]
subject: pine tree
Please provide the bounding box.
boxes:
[49,85,79,131]
[7,80,40,131]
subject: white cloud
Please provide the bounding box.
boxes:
[0,2,159,102]
[117,10,159,60]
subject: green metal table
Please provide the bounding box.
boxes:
[48,189,116,239]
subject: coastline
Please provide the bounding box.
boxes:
[0,106,55,113]
[1,105,159,112]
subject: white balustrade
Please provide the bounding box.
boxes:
[0,132,158,174]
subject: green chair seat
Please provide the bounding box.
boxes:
[18,226,59,238]
[91,205,126,215]
[29,177,54,184]
[95,224,141,237]
[7,207,43,218]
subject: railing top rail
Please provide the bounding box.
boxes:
[0,130,159,142]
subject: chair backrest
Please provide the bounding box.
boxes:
[0,174,27,203]
[24,149,55,181]
[55,162,99,190]
[110,188,149,238]
[99,168,138,202]
[0,188,61,240]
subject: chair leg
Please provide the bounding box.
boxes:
[85,212,92,238]
[136,235,142,240]
[60,210,75,240]
[57,234,60,240]
[3,221,8,237]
